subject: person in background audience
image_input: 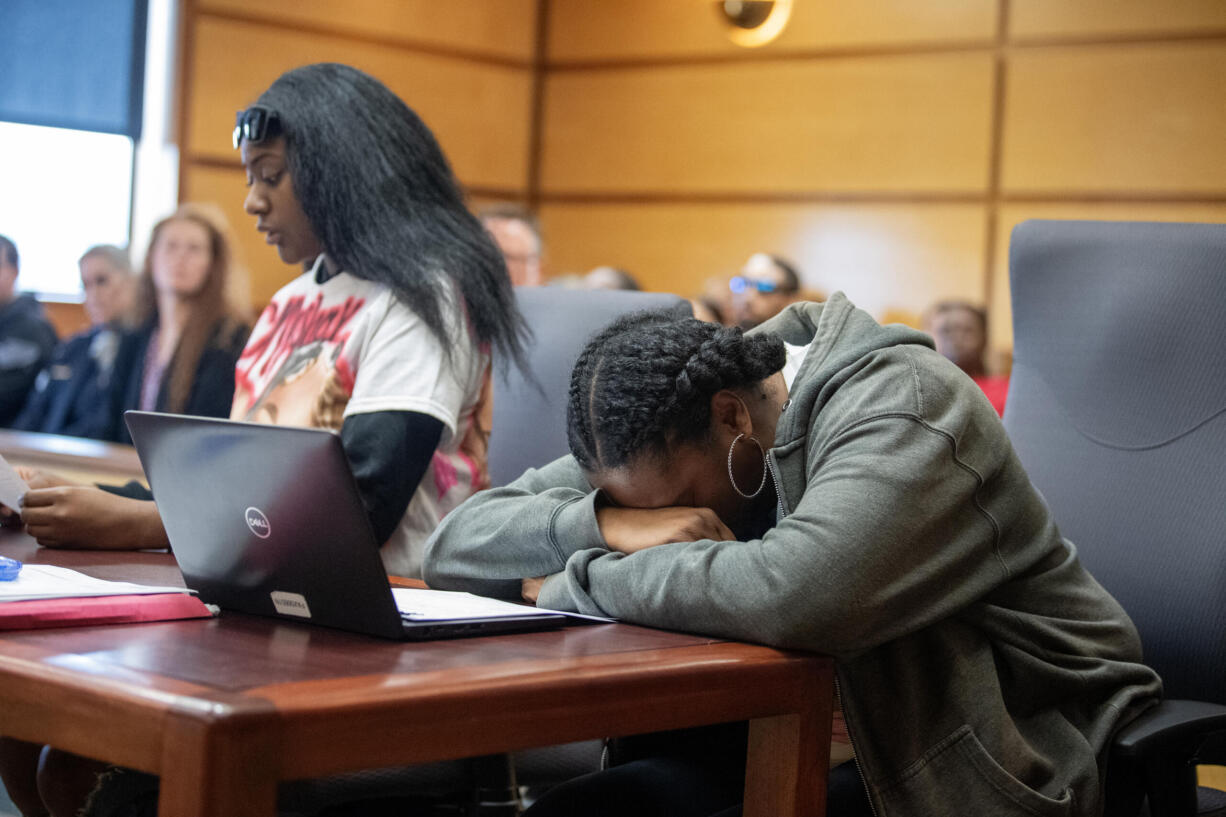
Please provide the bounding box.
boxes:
[924,300,1008,416]
[0,62,530,817]
[583,266,640,291]
[79,245,137,330]
[696,276,736,327]
[480,204,544,286]
[104,204,252,443]
[0,234,58,427]
[729,252,801,330]
[13,246,136,438]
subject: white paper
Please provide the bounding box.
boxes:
[0,564,193,603]
[392,587,614,623]
[0,454,29,511]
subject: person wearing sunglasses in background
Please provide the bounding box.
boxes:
[728,252,802,330]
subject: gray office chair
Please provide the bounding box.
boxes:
[485,287,689,797]
[1002,219,1226,817]
[489,286,690,487]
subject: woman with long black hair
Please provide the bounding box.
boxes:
[227,61,527,576]
[14,62,527,579]
[1,63,529,816]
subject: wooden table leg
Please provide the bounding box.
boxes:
[157,708,279,817]
[742,666,833,817]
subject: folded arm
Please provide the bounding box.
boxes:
[536,415,1017,655]
[425,454,756,601]
[423,454,603,598]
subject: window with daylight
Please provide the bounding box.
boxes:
[0,0,147,298]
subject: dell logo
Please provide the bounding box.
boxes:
[245,507,271,539]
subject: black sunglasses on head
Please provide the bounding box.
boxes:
[233,106,280,149]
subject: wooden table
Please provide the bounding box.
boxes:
[0,532,833,816]
[0,429,146,487]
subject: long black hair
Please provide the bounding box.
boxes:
[251,63,528,370]
[567,310,785,471]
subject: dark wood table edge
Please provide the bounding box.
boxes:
[0,634,832,817]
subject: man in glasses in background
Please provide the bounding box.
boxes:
[729,252,802,330]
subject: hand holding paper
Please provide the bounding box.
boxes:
[0,455,30,514]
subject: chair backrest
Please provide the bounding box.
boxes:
[488,287,689,487]
[1002,219,1226,703]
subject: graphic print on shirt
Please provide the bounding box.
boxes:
[233,292,365,429]
[226,263,495,576]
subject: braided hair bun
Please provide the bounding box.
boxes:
[567,310,785,471]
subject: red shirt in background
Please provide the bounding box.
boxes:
[973,375,1009,417]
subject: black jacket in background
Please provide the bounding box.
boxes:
[0,294,58,427]
[107,319,251,444]
[12,325,121,439]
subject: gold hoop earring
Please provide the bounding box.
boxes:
[727,433,767,499]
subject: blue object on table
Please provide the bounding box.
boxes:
[0,556,21,581]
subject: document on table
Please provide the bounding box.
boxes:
[0,564,193,603]
[391,587,613,623]
[0,454,28,510]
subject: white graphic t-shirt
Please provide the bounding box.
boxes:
[232,256,490,576]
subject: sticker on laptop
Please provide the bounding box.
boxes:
[270,591,312,618]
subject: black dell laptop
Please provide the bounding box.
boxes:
[125,411,568,640]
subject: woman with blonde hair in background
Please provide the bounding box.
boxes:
[105,202,252,442]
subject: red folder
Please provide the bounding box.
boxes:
[0,593,214,630]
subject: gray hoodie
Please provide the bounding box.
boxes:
[424,294,1161,816]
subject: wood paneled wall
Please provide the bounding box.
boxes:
[535,0,1226,356]
[176,0,1226,358]
[176,0,538,306]
[43,302,92,340]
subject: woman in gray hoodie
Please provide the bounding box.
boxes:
[424,296,1161,817]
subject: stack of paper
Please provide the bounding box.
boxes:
[0,564,191,602]
[0,565,211,631]
[391,587,614,624]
